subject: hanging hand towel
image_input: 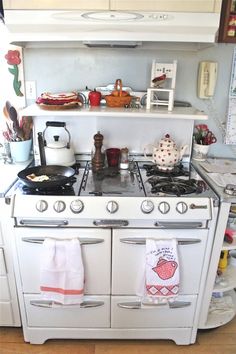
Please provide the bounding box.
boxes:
[143,238,180,304]
[40,238,84,305]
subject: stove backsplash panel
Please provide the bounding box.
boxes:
[32,116,193,163]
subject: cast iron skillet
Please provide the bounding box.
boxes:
[17,165,75,189]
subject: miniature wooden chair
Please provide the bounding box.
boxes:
[146,60,177,111]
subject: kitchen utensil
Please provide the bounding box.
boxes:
[21,116,33,141]
[42,121,75,166]
[144,134,188,170]
[17,165,75,189]
[105,79,132,108]
[9,105,23,141]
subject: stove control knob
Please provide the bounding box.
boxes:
[53,200,66,213]
[141,200,154,214]
[176,202,188,214]
[36,200,48,213]
[158,201,170,214]
[70,199,84,214]
[106,201,119,214]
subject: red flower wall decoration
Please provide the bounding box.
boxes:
[5,50,24,96]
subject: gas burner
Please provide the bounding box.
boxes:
[143,163,189,177]
[149,178,205,197]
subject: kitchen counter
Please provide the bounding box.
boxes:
[0,159,32,197]
[193,158,236,204]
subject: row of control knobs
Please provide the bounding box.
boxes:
[36,199,191,215]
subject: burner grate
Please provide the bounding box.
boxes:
[143,163,189,178]
[149,178,205,197]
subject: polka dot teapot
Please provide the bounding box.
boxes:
[144,134,188,170]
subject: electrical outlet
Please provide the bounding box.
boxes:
[25,81,36,99]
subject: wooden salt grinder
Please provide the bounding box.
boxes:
[92,131,104,172]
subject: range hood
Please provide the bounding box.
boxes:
[3,10,221,48]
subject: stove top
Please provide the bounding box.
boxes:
[10,160,216,199]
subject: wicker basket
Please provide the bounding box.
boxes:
[105,79,132,108]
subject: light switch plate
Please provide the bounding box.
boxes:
[25,81,36,99]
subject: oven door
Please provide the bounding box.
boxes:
[15,228,111,295]
[112,228,209,295]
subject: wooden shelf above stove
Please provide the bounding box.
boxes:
[20,104,208,120]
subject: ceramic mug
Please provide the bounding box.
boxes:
[192,143,209,161]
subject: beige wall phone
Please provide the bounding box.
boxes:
[197,61,218,99]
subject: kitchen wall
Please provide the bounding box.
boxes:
[23,43,236,158]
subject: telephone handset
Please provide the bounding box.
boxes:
[197,61,218,99]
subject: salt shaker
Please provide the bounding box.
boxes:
[119,147,129,169]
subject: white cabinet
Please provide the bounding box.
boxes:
[3,0,109,10]
[3,0,221,12]
[0,200,21,326]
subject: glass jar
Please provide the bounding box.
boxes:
[119,147,129,169]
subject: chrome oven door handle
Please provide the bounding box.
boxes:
[118,301,191,310]
[22,237,104,245]
[19,219,68,227]
[93,219,129,227]
[30,300,104,308]
[120,238,201,245]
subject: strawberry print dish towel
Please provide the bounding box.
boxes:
[143,238,180,304]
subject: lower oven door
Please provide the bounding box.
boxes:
[112,228,208,295]
[24,294,110,328]
[15,228,111,295]
[111,295,197,328]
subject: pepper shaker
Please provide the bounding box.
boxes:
[91,131,105,172]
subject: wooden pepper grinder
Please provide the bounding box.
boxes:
[92,131,105,172]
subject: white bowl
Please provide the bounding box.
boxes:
[229,250,236,267]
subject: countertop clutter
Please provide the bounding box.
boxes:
[194,158,236,203]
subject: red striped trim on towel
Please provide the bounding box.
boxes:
[40,286,84,295]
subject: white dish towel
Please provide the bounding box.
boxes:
[40,238,84,305]
[137,238,180,304]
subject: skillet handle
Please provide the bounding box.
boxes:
[38,132,46,166]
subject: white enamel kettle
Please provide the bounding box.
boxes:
[42,121,75,166]
[144,134,188,170]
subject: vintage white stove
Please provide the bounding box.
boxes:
[8,159,219,345]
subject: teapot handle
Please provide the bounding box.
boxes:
[180,144,188,159]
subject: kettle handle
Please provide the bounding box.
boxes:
[46,121,65,128]
[43,121,71,148]
[38,132,46,166]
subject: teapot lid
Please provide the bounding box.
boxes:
[159,134,176,148]
[47,135,66,149]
